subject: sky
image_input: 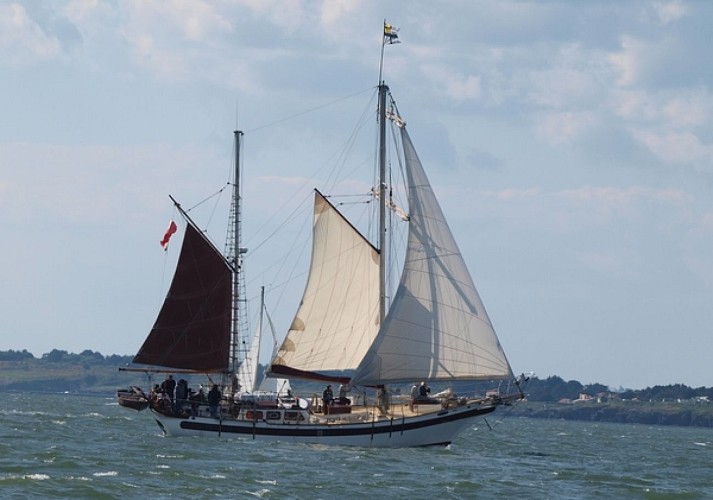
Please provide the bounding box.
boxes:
[1,0,712,391]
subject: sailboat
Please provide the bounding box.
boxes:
[119,25,523,447]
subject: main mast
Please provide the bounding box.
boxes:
[378,83,387,324]
[378,20,395,325]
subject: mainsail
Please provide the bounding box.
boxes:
[351,126,513,386]
[132,222,232,372]
[270,191,380,381]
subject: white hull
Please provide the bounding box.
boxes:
[150,402,497,448]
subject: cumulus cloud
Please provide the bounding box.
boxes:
[0,3,63,64]
[611,89,661,122]
[536,111,598,145]
[631,129,713,169]
[557,185,690,208]
[320,0,359,25]
[662,87,713,128]
[608,36,649,87]
[118,0,233,79]
[653,0,689,25]
[422,65,483,102]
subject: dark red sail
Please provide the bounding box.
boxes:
[133,222,232,372]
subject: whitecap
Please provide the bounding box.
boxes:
[93,471,118,477]
[25,474,50,480]
[245,488,271,498]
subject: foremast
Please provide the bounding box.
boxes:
[226,130,248,382]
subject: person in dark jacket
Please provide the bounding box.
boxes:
[207,384,222,418]
[322,385,334,410]
[174,379,188,415]
[161,374,177,411]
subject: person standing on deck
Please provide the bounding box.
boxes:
[174,379,188,415]
[377,386,390,416]
[338,384,350,405]
[409,383,419,411]
[322,385,334,411]
[161,375,176,410]
[207,384,221,418]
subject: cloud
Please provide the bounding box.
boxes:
[630,129,713,169]
[608,36,649,87]
[524,43,605,107]
[0,3,63,65]
[556,185,691,211]
[611,89,660,122]
[610,86,713,171]
[536,111,598,145]
[320,0,360,26]
[125,0,232,42]
[469,186,694,236]
[662,87,713,128]
[576,248,638,277]
[118,0,233,80]
[613,87,713,127]
[653,0,690,25]
[0,141,220,226]
[493,187,541,201]
[421,65,483,102]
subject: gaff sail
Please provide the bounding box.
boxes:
[132,222,232,372]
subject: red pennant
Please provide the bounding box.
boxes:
[160,220,178,249]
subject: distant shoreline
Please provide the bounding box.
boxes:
[506,400,713,429]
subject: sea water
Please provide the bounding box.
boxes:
[1,392,712,499]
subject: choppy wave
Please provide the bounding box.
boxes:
[0,393,712,498]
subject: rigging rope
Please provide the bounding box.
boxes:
[244,87,375,134]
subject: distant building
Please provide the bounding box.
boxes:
[574,393,594,403]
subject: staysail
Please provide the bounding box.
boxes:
[350,126,513,386]
[270,190,380,381]
[132,222,232,372]
[237,304,262,392]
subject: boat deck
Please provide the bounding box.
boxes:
[151,393,496,427]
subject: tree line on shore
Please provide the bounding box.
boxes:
[0,348,132,366]
[2,349,711,403]
[525,375,713,403]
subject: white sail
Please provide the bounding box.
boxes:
[237,306,262,393]
[351,126,513,386]
[271,191,380,377]
[259,307,292,395]
[257,376,292,396]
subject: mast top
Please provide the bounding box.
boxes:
[379,20,399,85]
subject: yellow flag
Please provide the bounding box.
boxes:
[384,22,399,44]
